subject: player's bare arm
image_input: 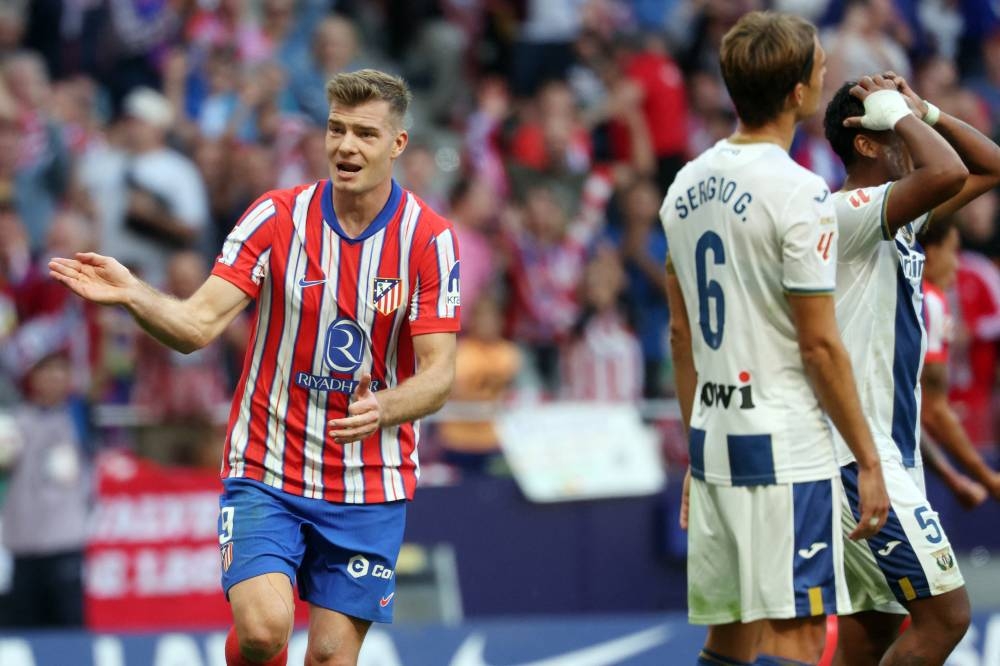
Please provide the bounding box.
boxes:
[843,75,967,234]
[921,360,1000,499]
[48,252,250,353]
[788,293,889,539]
[920,436,989,509]
[328,332,456,444]
[887,72,1000,220]
[665,266,696,531]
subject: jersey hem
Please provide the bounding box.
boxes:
[783,286,834,295]
[222,471,417,503]
[699,470,838,486]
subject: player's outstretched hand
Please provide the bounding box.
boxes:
[48,252,137,306]
[882,71,930,120]
[986,471,1000,503]
[328,373,381,444]
[951,474,988,510]
[850,463,890,540]
[679,467,691,531]
[843,74,912,131]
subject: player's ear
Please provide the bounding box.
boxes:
[853,133,879,160]
[789,82,806,110]
[391,129,408,160]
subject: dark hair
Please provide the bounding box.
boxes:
[720,11,817,128]
[824,81,866,168]
[918,217,956,248]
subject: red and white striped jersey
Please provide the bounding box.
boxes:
[212,179,461,503]
[922,281,950,365]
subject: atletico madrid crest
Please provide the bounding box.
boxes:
[221,542,234,572]
[373,278,403,315]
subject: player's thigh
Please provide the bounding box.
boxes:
[688,477,845,624]
[228,572,296,645]
[841,461,964,609]
[218,479,307,634]
[305,605,371,666]
[297,500,407,624]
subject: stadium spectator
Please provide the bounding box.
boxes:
[437,294,521,472]
[560,248,642,401]
[290,14,367,125]
[0,348,91,629]
[78,86,210,286]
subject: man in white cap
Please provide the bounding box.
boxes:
[77,86,209,286]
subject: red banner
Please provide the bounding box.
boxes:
[85,452,309,631]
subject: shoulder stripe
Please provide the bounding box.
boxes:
[220,198,276,266]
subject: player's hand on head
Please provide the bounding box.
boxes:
[844,74,913,131]
[48,252,137,306]
[850,463,890,540]
[328,373,381,444]
[883,71,929,120]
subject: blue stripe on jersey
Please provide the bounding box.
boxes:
[891,241,922,467]
[841,463,930,602]
[791,479,837,617]
[690,428,706,481]
[726,434,775,486]
[321,179,402,243]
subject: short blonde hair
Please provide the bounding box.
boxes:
[720,11,817,128]
[325,69,412,124]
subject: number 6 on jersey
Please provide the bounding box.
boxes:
[695,231,726,349]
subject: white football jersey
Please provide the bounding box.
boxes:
[661,139,839,486]
[832,183,929,468]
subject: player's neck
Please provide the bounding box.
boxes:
[729,116,796,151]
[331,178,394,237]
[842,165,889,192]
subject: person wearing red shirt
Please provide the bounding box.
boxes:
[50,70,459,666]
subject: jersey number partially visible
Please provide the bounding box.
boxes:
[695,231,726,349]
[914,506,943,544]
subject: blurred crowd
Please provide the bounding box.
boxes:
[0,0,998,482]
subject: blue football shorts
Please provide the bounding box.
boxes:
[217,477,406,623]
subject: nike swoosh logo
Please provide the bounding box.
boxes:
[877,540,903,557]
[797,542,829,559]
[449,625,671,666]
[298,278,329,288]
[380,593,394,607]
[813,190,829,203]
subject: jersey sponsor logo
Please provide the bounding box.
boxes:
[898,251,925,282]
[295,372,381,394]
[816,231,835,263]
[372,564,395,580]
[348,554,370,578]
[446,261,461,307]
[899,223,915,245]
[298,277,330,288]
[220,542,233,572]
[813,189,830,203]
[699,371,755,410]
[324,318,366,373]
[877,540,903,557]
[797,542,828,559]
[373,278,403,315]
[849,189,872,208]
[380,592,395,607]
[932,547,955,571]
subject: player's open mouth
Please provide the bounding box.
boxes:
[337,163,362,175]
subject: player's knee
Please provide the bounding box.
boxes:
[937,595,971,644]
[306,635,357,666]
[910,589,971,647]
[239,615,291,661]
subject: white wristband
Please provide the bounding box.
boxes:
[859,89,913,131]
[923,101,941,126]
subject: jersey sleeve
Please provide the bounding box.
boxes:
[923,285,948,364]
[780,179,838,294]
[410,226,461,335]
[835,183,893,262]
[211,193,279,299]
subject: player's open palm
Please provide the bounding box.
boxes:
[48,252,136,306]
[328,374,381,444]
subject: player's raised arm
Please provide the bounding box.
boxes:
[840,75,967,234]
[887,72,1000,221]
[49,252,250,353]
